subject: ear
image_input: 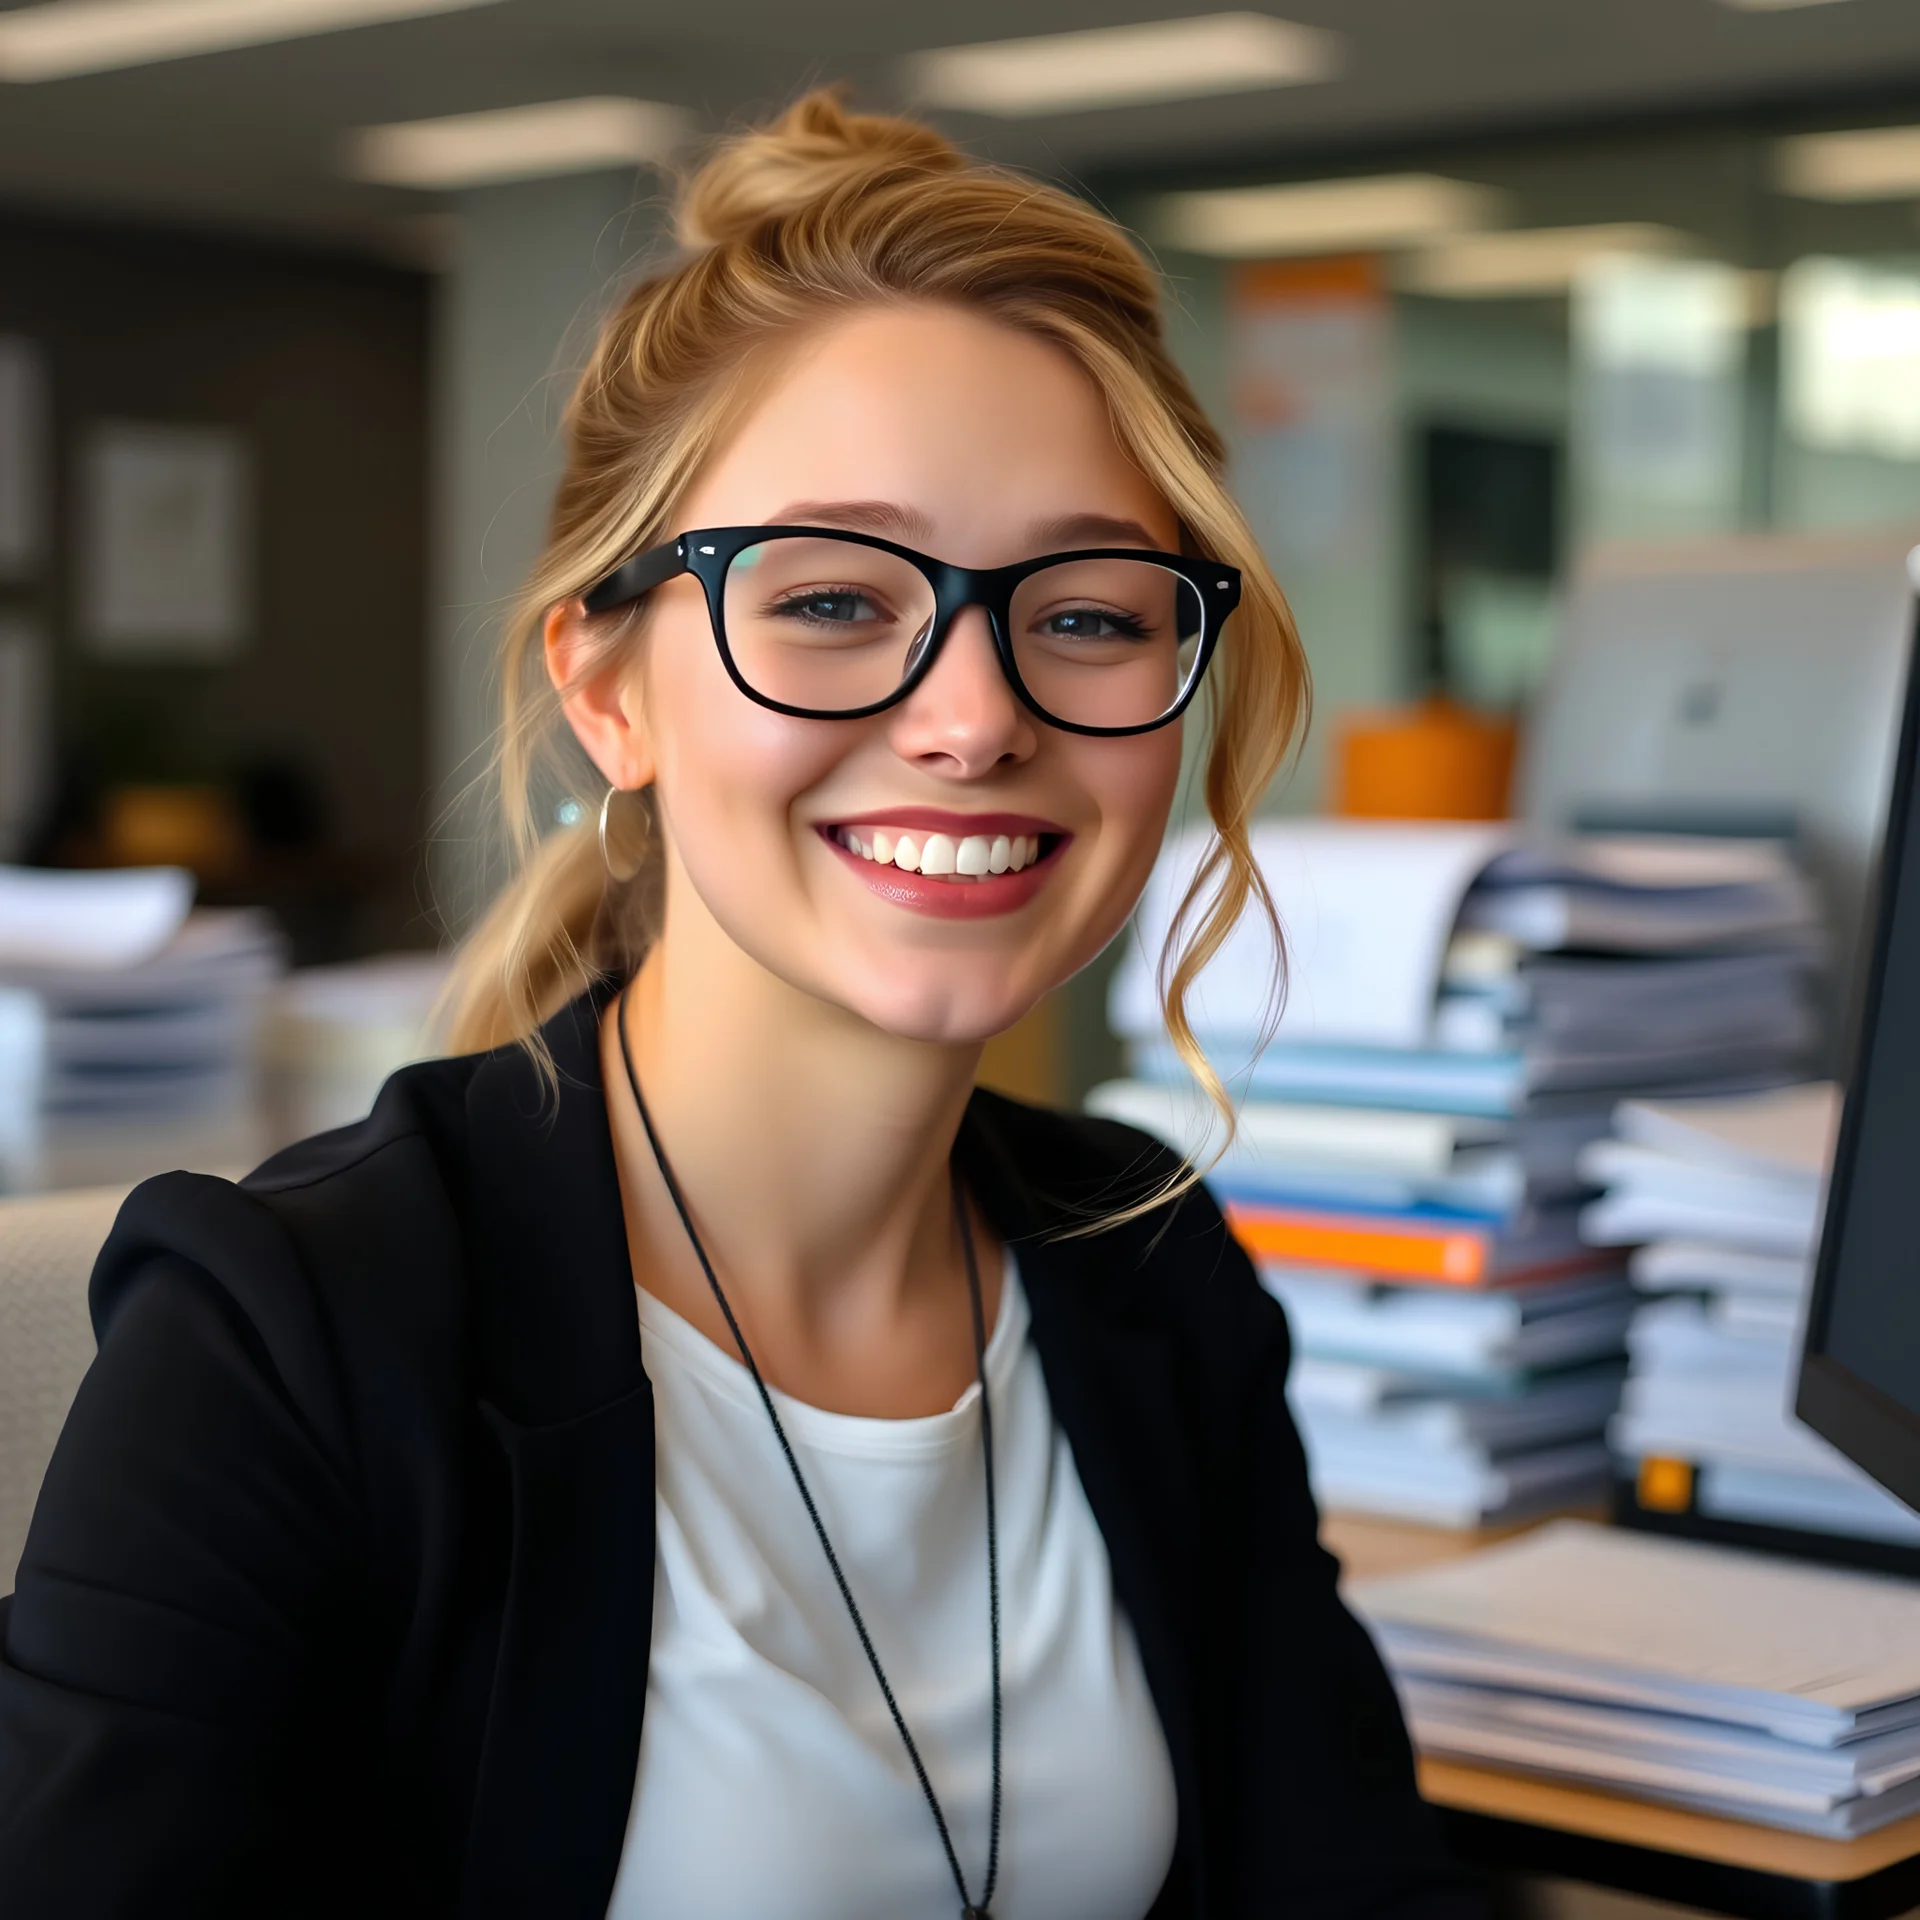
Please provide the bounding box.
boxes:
[544,599,656,792]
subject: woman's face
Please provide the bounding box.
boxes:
[559,302,1188,1046]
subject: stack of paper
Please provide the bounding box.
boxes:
[1112,823,1821,1119]
[1262,1271,1627,1525]
[1097,821,1825,1528]
[1353,1520,1920,1836]
[0,867,285,1125]
[1583,1085,1920,1547]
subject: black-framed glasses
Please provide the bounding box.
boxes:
[582,524,1240,737]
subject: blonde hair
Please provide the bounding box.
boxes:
[440,89,1307,1178]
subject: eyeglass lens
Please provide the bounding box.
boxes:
[720,535,1207,728]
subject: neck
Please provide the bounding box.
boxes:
[605,893,984,1334]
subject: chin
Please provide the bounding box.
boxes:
[842,973,1046,1050]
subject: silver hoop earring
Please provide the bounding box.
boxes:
[598,785,649,884]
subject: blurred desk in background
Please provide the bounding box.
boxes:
[1323,1506,1598,1583]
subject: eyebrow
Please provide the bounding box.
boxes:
[768,499,936,540]
[1025,511,1164,551]
[766,501,1168,554]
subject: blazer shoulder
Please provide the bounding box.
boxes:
[91,1049,492,1423]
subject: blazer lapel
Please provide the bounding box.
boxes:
[959,1097,1211,1916]
[460,987,655,1920]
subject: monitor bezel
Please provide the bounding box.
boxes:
[1796,583,1920,1514]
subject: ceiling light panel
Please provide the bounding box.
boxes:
[905,12,1340,118]
[1403,224,1691,298]
[1154,174,1502,259]
[347,98,692,190]
[1716,0,1857,10]
[0,0,502,83]
[1777,125,1920,201]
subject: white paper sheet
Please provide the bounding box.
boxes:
[0,865,193,969]
[1084,1077,1498,1178]
[1354,1519,1920,1723]
[1630,1239,1809,1297]
[1111,820,1513,1048]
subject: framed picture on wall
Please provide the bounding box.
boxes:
[0,621,48,861]
[78,421,253,660]
[0,338,47,581]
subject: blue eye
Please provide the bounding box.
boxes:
[769,588,891,627]
[1043,606,1153,642]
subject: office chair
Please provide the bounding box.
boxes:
[0,1186,124,1590]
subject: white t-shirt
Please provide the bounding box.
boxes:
[608,1256,1179,1920]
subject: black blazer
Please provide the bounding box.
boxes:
[0,988,1481,1920]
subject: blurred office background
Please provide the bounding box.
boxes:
[5,0,1920,1158]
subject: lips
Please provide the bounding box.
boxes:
[815,812,1068,919]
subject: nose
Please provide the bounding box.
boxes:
[886,606,1036,777]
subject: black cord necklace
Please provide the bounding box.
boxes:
[616,990,1003,1920]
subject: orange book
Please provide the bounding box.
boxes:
[1224,1201,1604,1289]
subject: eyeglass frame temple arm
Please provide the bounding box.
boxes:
[582,538,689,616]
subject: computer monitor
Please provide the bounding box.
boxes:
[1522,531,1916,1066]
[1797,558,1920,1514]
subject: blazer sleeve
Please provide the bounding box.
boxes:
[0,1174,375,1917]
[1208,1215,1486,1920]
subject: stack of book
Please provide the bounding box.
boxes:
[1090,1072,1631,1525]
[1583,1084,1920,1549]
[1353,1519,1920,1836]
[1099,821,1825,1527]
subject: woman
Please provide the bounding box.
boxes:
[0,94,1479,1920]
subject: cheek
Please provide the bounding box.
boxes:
[646,609,847,842]
[1079,731,1185,899]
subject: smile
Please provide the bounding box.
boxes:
[830,826,1049,879]
[816,812,1068,920]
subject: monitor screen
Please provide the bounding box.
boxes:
[1798,574,1920,1511]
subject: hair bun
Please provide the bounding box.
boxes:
[675,89,966,251]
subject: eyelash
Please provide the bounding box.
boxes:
[765,586,891,621]
[1040,606,1153,641]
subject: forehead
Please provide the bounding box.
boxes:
[677,303,1180,560]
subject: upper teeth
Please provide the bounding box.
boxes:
[837,828,1043,876]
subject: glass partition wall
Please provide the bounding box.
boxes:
[1098,105,1920,803]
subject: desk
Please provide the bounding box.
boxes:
[1322,1510,1920,1920]
[1424,1758,1920,1920]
